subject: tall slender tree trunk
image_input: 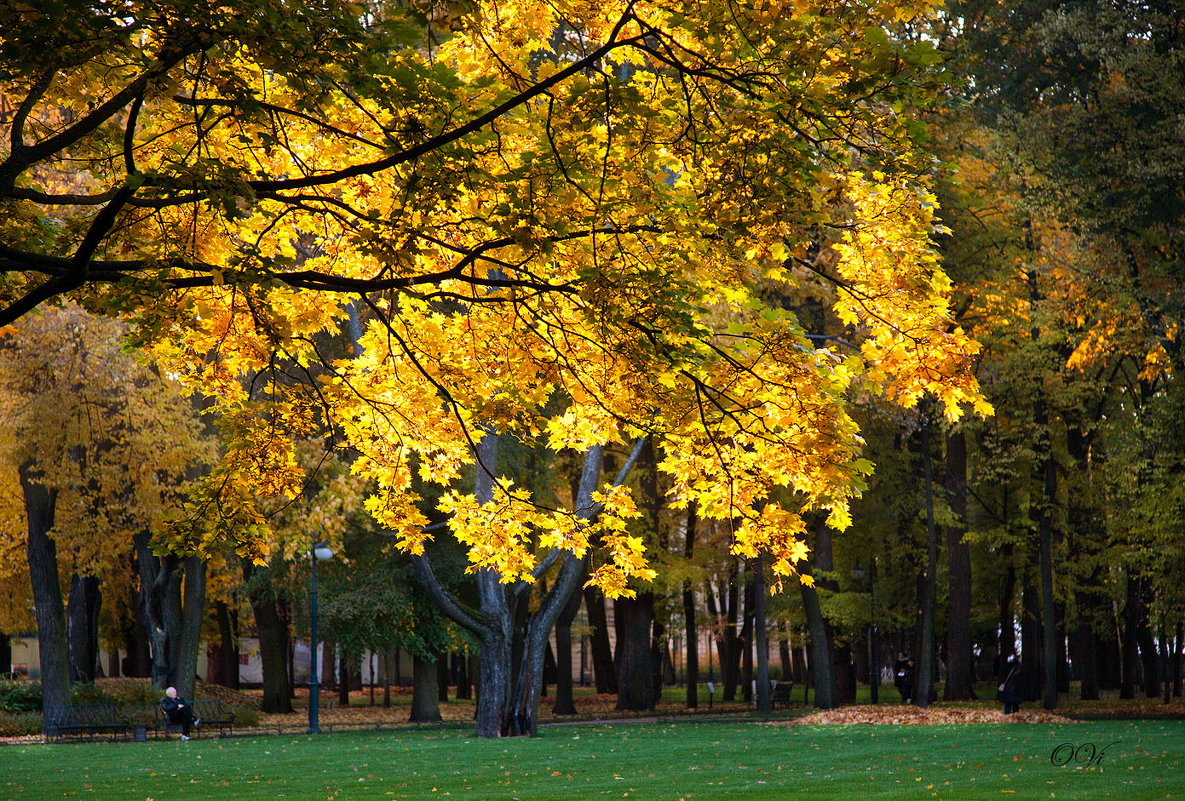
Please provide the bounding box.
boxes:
[801,517,836,709]
[754,556,771,713]
[1027,257,1059,711]
[584,584,617,694]
[998,543,1017,661]
[944,429,975,700]
[740,576,754,703]
[1021,567,1043,702]
[1120,574,1140,699]
[552,565,584,715]
[21,463,70,728]
[682,504,699,709]
[915,405,939,708]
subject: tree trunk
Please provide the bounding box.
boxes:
[998,543,1016,660]
[552,567,584,715]
[1075,601,1101,700]
[944,429,975,701]
[1021,567,1042,702]
[214,600,240,689]
[339,652,353,705]
[66,573,101,685]
[740,576,754,704]
[436,652,449,703]
[682,504,699,709]
[244,561,293,713]
[754,556,771,713]
[614,592,656,711]
[778,628,792,683]
[915,405,939,708]
[410,654,442,722]
[21,463,70,729]
[802,517,836,709]
[1137,614,1161,699]
[172,556,206,699]
[584,584,617,695]
[1120,573,1140,699]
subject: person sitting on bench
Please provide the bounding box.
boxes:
[161,686,201,740]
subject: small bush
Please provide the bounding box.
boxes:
[107,682,163,706]
[71,683,116,704]
[0,710,43,737]
[0,680,42,712]
[232,706,260,728]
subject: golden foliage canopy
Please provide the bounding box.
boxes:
[0,0,985,594]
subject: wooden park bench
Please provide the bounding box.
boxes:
[154,698,235,739]
[45,702,130,742]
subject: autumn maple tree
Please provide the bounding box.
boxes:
[2,0,987,733]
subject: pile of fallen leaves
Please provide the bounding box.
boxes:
[785,704,1073,726]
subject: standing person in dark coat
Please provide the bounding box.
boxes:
[161,686,201,740]
[894,652,914,704]
[999,654,1022,715]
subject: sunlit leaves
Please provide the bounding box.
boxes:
[0,0,989,596]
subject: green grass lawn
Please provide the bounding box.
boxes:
[3,720,1180,800]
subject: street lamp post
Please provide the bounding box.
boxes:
[308,541,333,734]
[852,559,879,704]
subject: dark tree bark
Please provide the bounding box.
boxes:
[682,503,699,709]
[552,565,584,715]
[339,652,353,705]
[1020,567,1044,703]
[321,635,337,690]
[1120,573,1140,699]
[705,569,741,701]
[801,517,836,709]
[943,429,975,701]
[173,556,206,698]
[121,580,152,679]
[614,592,656,711]
[1137,613,1161,699]
[212,600,240,689]
[455,651,472,700]
[438,652,450,703]
[998,543,1017,661]
[1174,621,1183,699]
[778,628,792,683]
[21,463,70,728]
[915,405,939,708]
[66,573,101,685]
[754,556,771,713]
[740,575,754,704]
[243,560,293,713]
[410,655,442,722]
[1074,607,1101,700]
[584,583,617,694]
[134,532,207,699]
